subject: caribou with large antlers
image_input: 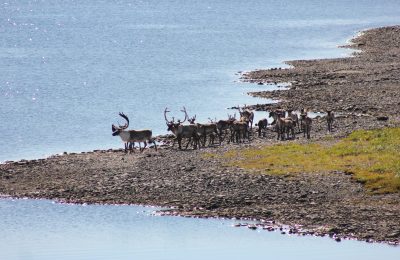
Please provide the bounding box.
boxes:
[164,107,200,150]
[112,112,157,152]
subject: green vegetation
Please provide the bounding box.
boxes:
[225,128,400,194]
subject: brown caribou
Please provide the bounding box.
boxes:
[326,110,335,132]
[164,107,200,150]
[185,112,219,147]
[238,105,254,130]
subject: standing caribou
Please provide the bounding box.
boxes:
[186,112,219,147]
[326,110,335,132]
[269,110,295,140]
[300,111,312,139]
[216,114,236,143]
[112,112,157,152]
[287,109,300,132]
[164,107,200,150]
[255,118,268,137]
[229,119,250,143]
[238,105,254,130]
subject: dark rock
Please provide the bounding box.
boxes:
[376,116,389,121]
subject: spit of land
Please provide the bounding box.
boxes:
[1,26,399,245]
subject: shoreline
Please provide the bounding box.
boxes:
[1,26,400,246]
[242,26,400,117]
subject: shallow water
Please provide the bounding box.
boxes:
[0,199,398,260]
[1,0,400,161]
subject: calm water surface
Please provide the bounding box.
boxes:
[0,199,399,260]
[1,0,400,161]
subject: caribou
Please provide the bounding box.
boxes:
[287,109,300,132]
[326,110,335,132]
[185,112,219,147]
[269,110,295,140]
[238,105,254,130]
[229,119,249,143]
[255,118,268,137]
[300,111,312,139]
[112,112,157,152]
[164,107,200,150]
[216,114,236,143]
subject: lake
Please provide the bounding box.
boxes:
[1,0,400,161]
[1,199,399,260]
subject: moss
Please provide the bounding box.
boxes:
[225,127,400,194]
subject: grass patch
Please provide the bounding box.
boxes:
[225,128,400,194]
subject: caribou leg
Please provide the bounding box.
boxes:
[129,142,136,153]
[178,136,182,150]
[140,141,147,152]
[185,137,192,149]
[151,139,158,151]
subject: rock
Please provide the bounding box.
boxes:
[387,231,400,238]
[376,116,389,121]
[248,225,257,230]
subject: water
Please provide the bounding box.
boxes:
[1,0,400,161]
[0,199,398,260]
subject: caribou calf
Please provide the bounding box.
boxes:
[112,113,157,152]
[326,110,335,132]
[255,118,268,137]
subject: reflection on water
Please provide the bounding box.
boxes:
[0,199,398,260]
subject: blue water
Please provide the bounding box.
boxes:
[1,0,400,161]
[0,199,398,260]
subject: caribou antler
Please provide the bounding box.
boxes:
[164,108,173,124]
[208,117,217,123]
[118,112,129,129]
[188,114,196,124]
[180,107,188,123]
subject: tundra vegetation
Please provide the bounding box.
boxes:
[223,127,400,194]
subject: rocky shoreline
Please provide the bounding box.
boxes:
[1,26,400,246]
[243,26,400,118]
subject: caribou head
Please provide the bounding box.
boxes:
[188,114,197,124]
[112,112,129,136]
[164,107,187,131]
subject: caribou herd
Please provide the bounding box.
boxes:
[111,107,335,152]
